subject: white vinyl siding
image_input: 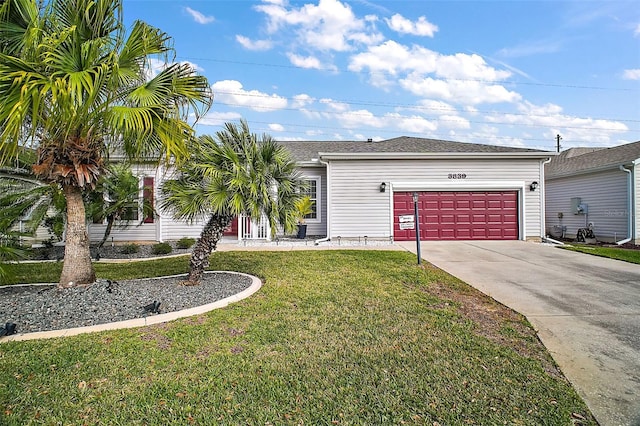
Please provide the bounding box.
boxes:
[88,164,160,243]
[328,158,543,240]
[160,216,207,242]
[298,166,327,237]
[546,169,629,242]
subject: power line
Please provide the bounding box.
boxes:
[210,100,639,133]
[196,119,612,149]
[181,56,637,93]
[211,90,640,125]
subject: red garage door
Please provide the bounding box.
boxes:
[393,191,518,241]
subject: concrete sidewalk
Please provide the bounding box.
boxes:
[397,240,640,426]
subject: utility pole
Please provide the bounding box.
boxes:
[556,134,562,153]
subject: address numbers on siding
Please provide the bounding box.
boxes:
[447,173,467,179]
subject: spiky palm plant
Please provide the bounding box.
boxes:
[0,0,212,287]
[161,120,306,285]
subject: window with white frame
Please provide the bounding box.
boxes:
[302,177,320,222]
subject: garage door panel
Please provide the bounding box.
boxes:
[394,191,519,241]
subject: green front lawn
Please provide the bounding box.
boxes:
[561,244,640,264]
[0,251,595,425]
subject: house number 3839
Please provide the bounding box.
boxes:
[448,173,467,179]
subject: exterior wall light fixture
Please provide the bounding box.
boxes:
[529,181,539,191]
[379,182,386,192]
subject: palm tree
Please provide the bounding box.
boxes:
[85,163,155,252]
[0,0,213,287]
[161,120,306,285]
[0,148,66,244]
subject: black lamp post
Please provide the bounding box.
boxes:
[413,192,421,265]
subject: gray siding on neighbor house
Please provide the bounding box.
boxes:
[328,158,543,240]
[545,168,629,242]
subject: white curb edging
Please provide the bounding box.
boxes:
[1,271,262,342]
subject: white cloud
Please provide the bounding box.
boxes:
[482,101,629,145]
[385,14,438,37]
[385,113,438,133]
[211,80,288,112]
[400,76,520,105]
[635,23,640,36]
[335,109,385,129]
[349,41,511,80]
[181,61,204,73]
[287,53,336,71]
[622,69,640,80]
[268,123,285,132]
[199,111,243,127]
[320,98,350,112]
[236,35,273,51]
[415,99,457,116]
[145,58,204,80]
[254,0,382,52]
[349,41,518,105]
[292,94,315,108]
[185,7,214,25]
[438,115,471,130]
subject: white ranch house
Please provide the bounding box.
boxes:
[87,137,554,244]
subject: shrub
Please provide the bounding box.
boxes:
[151,242,172,255]
[176,237,196,249]
[120,243,139,254]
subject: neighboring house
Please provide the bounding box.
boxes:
[545,140,640,244]
[92,136,553,243]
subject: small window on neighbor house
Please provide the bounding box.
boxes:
[302,178,318,221]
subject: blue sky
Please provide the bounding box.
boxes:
[123,0,640,151]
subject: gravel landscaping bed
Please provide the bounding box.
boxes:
[0,272,252,334]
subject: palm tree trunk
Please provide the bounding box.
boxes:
[59,185,95,288]
[185,214,232,285]
[97,214,115,249]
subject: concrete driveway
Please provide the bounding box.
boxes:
[398,240,640,426]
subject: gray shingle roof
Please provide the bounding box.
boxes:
[546,140,640,178]
[278,136,549,162]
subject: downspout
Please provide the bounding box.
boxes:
[616,164,633,245]
[314,157,331,245]
[540,157,552,240]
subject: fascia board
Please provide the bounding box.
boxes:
[318,152,556,161]
[391,180,526,192]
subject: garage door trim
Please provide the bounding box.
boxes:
[391,180,526,192]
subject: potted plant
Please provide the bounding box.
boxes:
[295,196,314,239]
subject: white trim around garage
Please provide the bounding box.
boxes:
[389,180,528,241]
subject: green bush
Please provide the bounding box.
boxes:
[176,237,196,249]
[120,243,139,254]
[151,242,172,255]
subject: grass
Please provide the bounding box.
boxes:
[0,251,595,425]
[560,244,640,264]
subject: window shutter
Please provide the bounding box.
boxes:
[143,177,154,223]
